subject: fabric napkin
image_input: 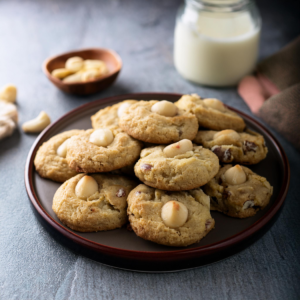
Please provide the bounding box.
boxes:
[238,36,300,150]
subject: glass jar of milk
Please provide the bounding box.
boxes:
[174,0,261,87]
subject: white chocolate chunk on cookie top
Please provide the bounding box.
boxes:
[163,139,193,158]
[151,100,177,117]
[203,98,226,112]
[56,138,70,158]
[117,102,132,118]
[223,165,246,185]
[161,200,188,228]
[65,56,84,72]
[75,175,98,199]
[89,128,114,147]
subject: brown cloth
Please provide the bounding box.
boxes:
[238,36,300,151]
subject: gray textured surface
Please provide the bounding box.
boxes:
[0,0,299,299]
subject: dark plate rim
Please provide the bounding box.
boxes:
[24,92,290,261]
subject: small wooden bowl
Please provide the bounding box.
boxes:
[43,48,122,95]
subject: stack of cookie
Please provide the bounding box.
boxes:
[34,93,273,247]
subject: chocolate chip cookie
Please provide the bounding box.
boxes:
[194,129,268,164]
[134,142,219,191]
[203,164,273,218]
[34,130,85,182]
[66,129,142,173]
[127,184,215,247]
[53,173,137,232]
[91,100,137,132]
[175,94,246,132]
[119,100,198,144]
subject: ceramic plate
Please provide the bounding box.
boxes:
[25,93,290,272]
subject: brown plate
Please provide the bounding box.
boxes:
[24,93,290,272]
[43,48,122,95]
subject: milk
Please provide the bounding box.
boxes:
[174,10,260,86]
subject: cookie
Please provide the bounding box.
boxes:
[175,94,246,132]
[66,129,142,173]
[53,173,137,232]
[194,129,268,164]
[203,164,273,218]
[127,184,215,247]
[134,139,219,191]
[91,100,137,132]
[119,100,198,144]
[34,130,85,182]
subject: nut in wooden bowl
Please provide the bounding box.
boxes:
[43,48,122,95]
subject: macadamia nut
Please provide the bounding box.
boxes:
[203,98,226,112]
[81,69,100,82]
[51,68,73,79]
[117,102,132,118]
[56,138,70,158]
[163,139,193,158]
[89,128,114,147]
[0,85,17,103]
[63,73,83,83]
[75,175,98,199]
[151,100,177,117]
[65,56,84,72]
[161,200,188,228]
[214,129,240,144]
[22,111,51,133]
[223,165,247,185]
[84,60,108,74]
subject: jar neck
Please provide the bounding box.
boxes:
[186,0,252,12]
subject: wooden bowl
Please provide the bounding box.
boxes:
[43,48,122,95]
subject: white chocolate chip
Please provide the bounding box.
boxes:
[51,68,73,79]
[214,129,240,142]
[203,98,226,112]
[0,85,17,103]
[89,128,114,147]
[62,72,83,83]
[224,165,247,185]
[151,100,177,117]
[56,138,70,158]
[117,102,132,118]
[0,116,16,140]
[161,200,188,228]
[75,175,98,199]
[22,111,51,133]
[0,101,18,123]
[163,139,193,158]
[65,56,84,72]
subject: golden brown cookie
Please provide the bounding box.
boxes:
[52,173,137,232]
[203,164,273,218]
[175,94,246,132]
[127,184,215,247]
[119,100,198,144]
[66,129,142,173]
[34,130,85,182]
[194,129,268,164]
[134,141,219,191]
[91,100,137,132]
